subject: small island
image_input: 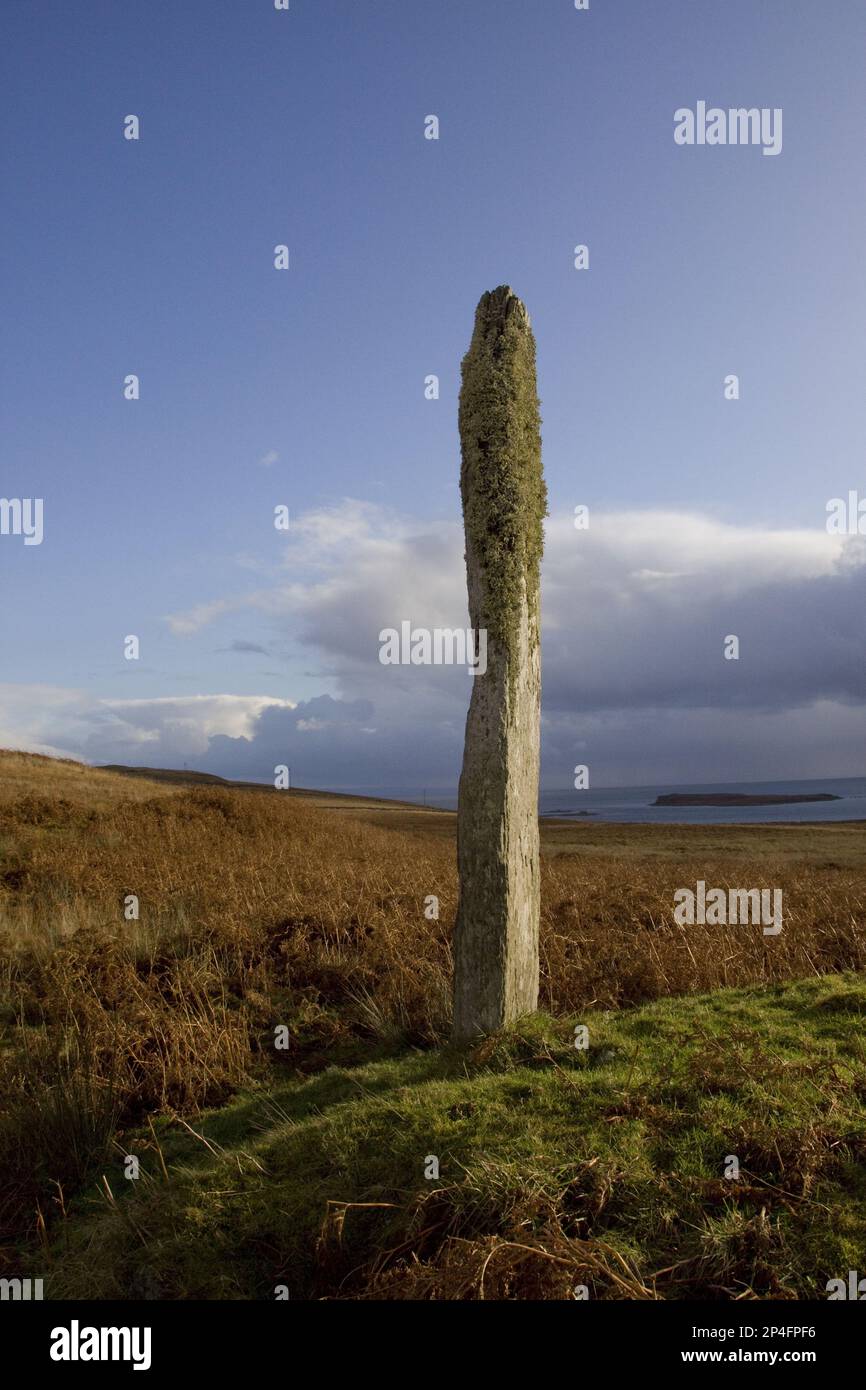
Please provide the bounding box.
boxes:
[654,792,841,807]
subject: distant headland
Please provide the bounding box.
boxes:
[654,792,842,807]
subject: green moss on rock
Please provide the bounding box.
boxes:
[459,286,547,647]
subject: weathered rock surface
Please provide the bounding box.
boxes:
[453,287,546,1043]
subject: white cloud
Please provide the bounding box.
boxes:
[0,688,295,768]
[0,683,93,759]
[99,694,295,756]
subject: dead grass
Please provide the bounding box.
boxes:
[1,749,865,1258]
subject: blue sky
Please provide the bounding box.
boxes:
[2,0,865,789]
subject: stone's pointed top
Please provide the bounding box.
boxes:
[475,285,531,332]
[484,284,516,303]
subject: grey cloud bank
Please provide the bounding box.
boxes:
[2,505,864,790]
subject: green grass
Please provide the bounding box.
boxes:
[33,973,866,1301]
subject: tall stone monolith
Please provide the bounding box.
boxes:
[452,286,546,1043]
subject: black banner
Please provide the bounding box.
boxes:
[4,1298,860,1376]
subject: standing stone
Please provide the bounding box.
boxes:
[453,286,546,1042]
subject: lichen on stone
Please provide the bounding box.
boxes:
[459,286,546,651]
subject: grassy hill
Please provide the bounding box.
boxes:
[1,749,864,1299]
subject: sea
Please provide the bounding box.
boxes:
[337,777,866,825]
